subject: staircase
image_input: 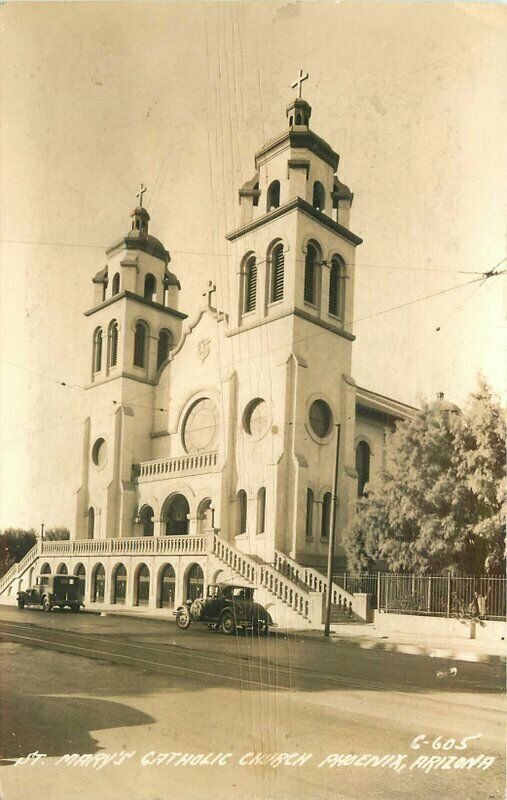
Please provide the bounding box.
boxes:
[0,543,40,599]
[273,550,367,623]
[211,535,318,629]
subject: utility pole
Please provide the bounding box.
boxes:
[324,423,341,637]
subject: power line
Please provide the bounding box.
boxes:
[0,236,500,277]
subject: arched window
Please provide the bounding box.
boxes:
[356,441,371,497]
[304,243,319,304]
[108,320,119,368]
[139,505,154,536]
[56,563,68,575]
[40,563,51,575]
[267,180,280,211]
[144,273,156,301]
[305,489,314,539]
[87,507,95,539]
[159,563,176,608]
[93,328,103,373]
[237,490,247,535]
[329,256,345,318]
[157,329,172,368]
[270,243,284,302]
[111,273,120,296]
[135,564,150,606]
[133,321,148,368]
[112,564,127,604]
[186,564,204,602]
[74,563,86,597]
[257,487,266,535]
[321,492,332,539]
[313,181,326,211]
[244,255,257,313]
[92,563,105,602]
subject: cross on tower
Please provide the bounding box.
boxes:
[136,183,148,207]
[291,69,309,99]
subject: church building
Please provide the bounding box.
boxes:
[0,77,416,627]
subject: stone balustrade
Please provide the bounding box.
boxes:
[274,549,356,613]
[133,451,219,482]
[37,535,208,558]
[0,543,41,593]
[213,535,311,619]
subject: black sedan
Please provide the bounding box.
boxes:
[174,583,275,635]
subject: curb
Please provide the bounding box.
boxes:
[327,635,505,664]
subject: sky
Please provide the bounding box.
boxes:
[0,2,505,531]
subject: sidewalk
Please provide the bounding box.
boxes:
[295,623,506,665]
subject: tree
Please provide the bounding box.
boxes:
[344,379,506,576]
[44,527,70,541]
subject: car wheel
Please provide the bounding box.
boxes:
[17,599,25,610]
[42,597,52,613]
[70,605,80,613]
[256,621,269,637]
[176,607,191,630]
[220,610,236,636]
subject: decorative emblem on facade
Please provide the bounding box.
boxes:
[197,338,211,362]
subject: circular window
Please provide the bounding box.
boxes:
[91,437,107,467]
[243,398,270,440]
[309,400,332,438]
[183,398,218,453]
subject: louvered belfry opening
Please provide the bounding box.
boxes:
[244,256,257,312]
[271,243,284,302]
[304,243,317,304]
[329,256,344,318]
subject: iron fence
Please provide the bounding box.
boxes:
[332,573,379,606]
[378,574,506,621]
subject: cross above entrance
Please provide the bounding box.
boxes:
[136,183,148,207]
[291,69,309,99]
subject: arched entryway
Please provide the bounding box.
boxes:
[163,494,190,535]
[139,505,154,537]
[56,563,68,575]
[40,563,51,575]
[92,564,105,602]
[186,563,204,602]
[159,563,176,608]
[197,497,213,534]
[112,564,127,604]
[74,563,86,596]
[135,564,150,606]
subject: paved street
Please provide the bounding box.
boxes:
[0,605,504,800]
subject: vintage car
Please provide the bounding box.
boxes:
[174,583,274,635]
[17,574,84,613]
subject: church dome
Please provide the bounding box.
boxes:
[106,201,170,265]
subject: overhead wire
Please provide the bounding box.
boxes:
[1,263,503,447]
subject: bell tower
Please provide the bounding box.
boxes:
[225,74,362,568]
[74,188,187,541]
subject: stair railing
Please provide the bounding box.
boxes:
[213,535,313,619]
[0,543,41,594]
[274,550,357,615]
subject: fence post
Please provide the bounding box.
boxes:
[377,571,381,611]
[446,572,451,618]
[427,576,432,613]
